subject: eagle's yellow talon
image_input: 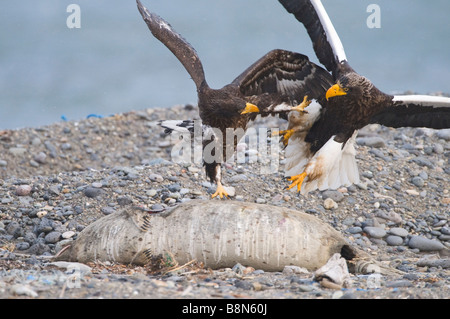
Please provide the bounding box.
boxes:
[273,129,295,146]
[291,95,311,113]
[211,183,229,199]
[287,172,308,192]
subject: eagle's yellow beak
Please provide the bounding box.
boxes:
[326,84,347,101]
[241,103,259,114]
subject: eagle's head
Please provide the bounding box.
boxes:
[326,73,373,102]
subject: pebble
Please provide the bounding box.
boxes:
[411,176,425,188]
[36,211,47,218]
[441,227,450,235]
[101,207,116,215]
[363,226,386,239]
[149,174,164,182]
[62,231,76,239]
[9,147,27,156]
[408,235,445,251]
[84,187,103,198]
[356,136,386,148]
[406,189,420,196]
[386,280,414,288]
[386,235,404,246]
[388,227,409,237]
[323,198,338,210]
[44,231,62,244]
[435,129,450,141]
[229,174,248,183]
[282,266,309,275]
[411,157,434,169]
[322,190,345,202]
[346,227,363,234]
[15,185,32,196]
[33,152,47,164]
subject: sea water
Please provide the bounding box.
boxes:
[0,0,449,129]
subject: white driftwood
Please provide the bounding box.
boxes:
[56,200,353,271]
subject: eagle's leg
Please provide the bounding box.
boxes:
[206,163,229,199]
[287,171,308,192]
[211,180,229,199]
[291,95,311,113]
[272,129,295,146]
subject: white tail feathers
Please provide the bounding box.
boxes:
[285,132,359,194]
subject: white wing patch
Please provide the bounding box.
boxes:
[393,95,450,108]
[311,0,347,63]
[284,128,359,194]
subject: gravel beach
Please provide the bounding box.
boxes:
[0,104,449,299]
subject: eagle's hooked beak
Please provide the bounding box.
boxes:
[241,103,260,114]
[326,84,347,101]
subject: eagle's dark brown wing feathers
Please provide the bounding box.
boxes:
[233,49,333,103]
[137,0,207,90]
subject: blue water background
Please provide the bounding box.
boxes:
[0,0,449,129]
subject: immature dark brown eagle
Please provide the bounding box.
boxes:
[276,0,450,194]
[137,0,333,198]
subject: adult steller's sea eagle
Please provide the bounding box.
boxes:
[276,0,450,194]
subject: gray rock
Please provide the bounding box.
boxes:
[369,149,391,161]
[149,174,164,182]
[48,185,61,196]
[16,185,32,196]
[441,227,450,235]
[433,220,447,227]
[168,183,181,192]
[61,143,72,151]
[282,265,309,275]
[356,136,386,148]
[417,256,450,269]
[435,129,450,141]
[321,190,345,202]
[363,226,387,239]
[44,141,58,158]
[408,235,444,251]
[6,221,23,238]
[33,152,47,164]
[9,147,27,156]
[117,196,133,206]
[411,176,425,188]
[234,280,254,290]
[386,280,413,288]
[411,157,434,169]
[84,187,103,198]
[386,235,404,246]
[44,231,61,244]
[346,227,363,234]
[15,242,30,250]
[388,227,409,237]
[101,207,116,215]
[229,174,248,183]
[145,158,173,166]
[433,143,444,154]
